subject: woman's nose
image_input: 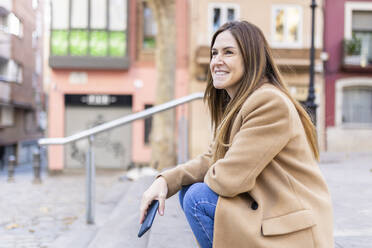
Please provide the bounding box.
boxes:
[213,55,224,65]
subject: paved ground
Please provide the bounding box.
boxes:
[0,164,130,248]
[0,152,371,247]
[319,152,372,248]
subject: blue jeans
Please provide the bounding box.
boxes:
[179,183,219,248]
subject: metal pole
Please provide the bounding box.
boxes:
[7,155,15,183]
[86,135,95,224]
[33,148,42,184]
[306,0,318,125]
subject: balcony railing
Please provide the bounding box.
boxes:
[343,37,372,72]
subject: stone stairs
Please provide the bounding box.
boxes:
[52,176,196,248]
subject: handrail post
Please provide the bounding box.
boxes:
[177,107,189,164]
[86,135,95,224]
[33,147,42,184]
[7,155,15,183]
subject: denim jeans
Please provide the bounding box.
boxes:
[179,183,219,248]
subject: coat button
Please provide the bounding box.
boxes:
[251,201,258,210]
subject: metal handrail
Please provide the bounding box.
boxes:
[38,92,204,225]
[38,92,204,146]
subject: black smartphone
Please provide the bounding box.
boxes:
[138,200,159,238]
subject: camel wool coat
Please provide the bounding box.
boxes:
[160,84,334,248]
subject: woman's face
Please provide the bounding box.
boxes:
[210,30,244,98]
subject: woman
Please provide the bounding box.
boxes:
[140,21,334,248]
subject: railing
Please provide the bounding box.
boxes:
[38,92,204,224]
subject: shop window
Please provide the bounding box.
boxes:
[271,5,302,48]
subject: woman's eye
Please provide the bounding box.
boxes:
[225,50,233,55]
[211,51,218,56]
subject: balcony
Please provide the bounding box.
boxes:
[342,37,372,72]
[0,60,22,83]
[0,0,12,16]
[0,30,11,60]
[49,29,129,70]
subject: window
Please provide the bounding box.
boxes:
[142,1,156,49]
[208,3,240,39]
[342,86,372,125]
[0,15,7,32]
[344,3,372,67]
[50,0,127,57]
[271,5,302,48]
[0,106,14,127]
[335,78,372,127]
[351,11,372,66]
[144,104,153,145]
[33,0,39,9]
[24,111,35,133]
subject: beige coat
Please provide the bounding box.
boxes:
[160,84,334,248]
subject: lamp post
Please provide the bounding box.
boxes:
[306,0,318,124]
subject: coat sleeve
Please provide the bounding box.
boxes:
[158,142,213,198]
[204,90,294,197]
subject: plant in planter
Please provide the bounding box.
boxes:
[344,35,362,65]
[345,35,361,55]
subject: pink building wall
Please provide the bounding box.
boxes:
[324,0,372,127]
[47,0,189,171]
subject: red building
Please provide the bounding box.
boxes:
[324,0,372,152]
[0,0,44,168]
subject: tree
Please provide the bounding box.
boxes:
[148,0,177,170]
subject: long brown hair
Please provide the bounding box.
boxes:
[204,21,319,162]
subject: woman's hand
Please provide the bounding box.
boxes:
[139,176,168,224]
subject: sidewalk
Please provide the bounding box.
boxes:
[0,152,371,247]
[0,164,131,248]
[319,152,372,248]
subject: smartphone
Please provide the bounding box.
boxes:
[138,200,159,238]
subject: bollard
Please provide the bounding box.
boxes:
[7,155,16,183]
[33,148,42,184]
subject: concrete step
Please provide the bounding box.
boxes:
[87,176,196,248]
[87,176,152,248]
[50,176,132,248]
[146,192,197,248]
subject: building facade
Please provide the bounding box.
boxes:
[324,0,372,152]
[45,0,189,171]
[0,0,44,168]
[188,0,326,158]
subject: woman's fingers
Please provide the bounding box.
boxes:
[158,194,166,216]
[139,194,151,224]
[139,177,168,223]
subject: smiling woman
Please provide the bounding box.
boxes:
[210,31,244,98]
[140,21,334,248]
